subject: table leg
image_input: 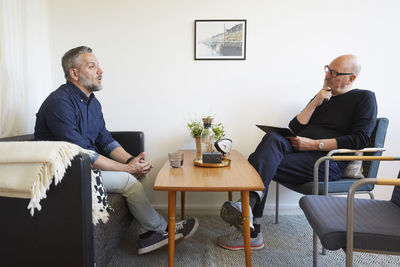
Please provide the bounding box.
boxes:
[168,191,177,267]
[181,191,185,220]
[241,191,251,267]
[228,191,232,201]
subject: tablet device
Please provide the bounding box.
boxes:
[256,125,296,137]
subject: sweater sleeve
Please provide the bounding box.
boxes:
[288,97,315,134]
[288,116,305,134]
[335,91,377,149]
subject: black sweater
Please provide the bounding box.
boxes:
[289,89,377,149]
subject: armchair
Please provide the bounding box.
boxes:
[0,131,144,267]
[300,167,400,267]
[275,117,389,224]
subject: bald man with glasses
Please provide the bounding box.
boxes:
[217,54,377,251]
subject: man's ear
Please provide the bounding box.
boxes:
[69,68,79,81]
[348,74,356,84]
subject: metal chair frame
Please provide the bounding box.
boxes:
[310,155,400,267]
[275,117,389,225]
[275,148,384,224]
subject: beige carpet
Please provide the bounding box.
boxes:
[108,215,400,267]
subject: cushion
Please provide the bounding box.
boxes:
[342,152,364,178]
[92,169,113,225]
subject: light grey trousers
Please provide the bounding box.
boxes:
[101,171,167,235]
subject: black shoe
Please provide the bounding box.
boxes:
[137,231,183,255]
[175,217,199,239]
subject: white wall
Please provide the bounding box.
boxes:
[46,0,400,214]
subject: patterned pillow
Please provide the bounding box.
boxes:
[91,169,113,224]
[342,152,364,179]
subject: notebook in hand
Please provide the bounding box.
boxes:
[256,125,296,137]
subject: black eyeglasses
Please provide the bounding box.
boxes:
[324,65,354,78]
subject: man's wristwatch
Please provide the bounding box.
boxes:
[126,156,135,164]
[318,141,324,151]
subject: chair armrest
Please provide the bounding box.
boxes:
[111,131,144,157]
[332,155,398,161]
[345,177,400,265]
[326,147,386,156]
[313,155,400,195]
[320,148,386,196]
[376,178,400,186]
[328,148,387,180]
[348,178,400,196]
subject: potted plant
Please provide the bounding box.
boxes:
[187,120,203,139]
[212,122,225,141]
[187,118,225,158]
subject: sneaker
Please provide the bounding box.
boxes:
[137,231,184,255]
[220,201,254,231]
[175,217,199,239]
[217,230,264,251]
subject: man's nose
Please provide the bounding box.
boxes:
[97,67,103,74]
[325,71,331,78]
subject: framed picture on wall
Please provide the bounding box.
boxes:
[194,19,247,60]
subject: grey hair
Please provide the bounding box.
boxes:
[61,46,93,80]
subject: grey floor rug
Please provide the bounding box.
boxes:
[108,214,400,267]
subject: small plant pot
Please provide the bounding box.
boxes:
[195,136,202,159]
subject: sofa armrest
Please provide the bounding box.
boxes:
[0,134,35,142]
[0,132,145,158]
[111,131,144,157]
[0,154,94,267]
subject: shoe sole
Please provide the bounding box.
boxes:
[221,202,243,231]
[183,217,199,239]
[137,233,184,255]
[220,202,255,232]
[218,241,265,251]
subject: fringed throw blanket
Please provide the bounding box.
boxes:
[0,141,110,224]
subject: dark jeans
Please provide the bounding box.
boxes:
[248,132,346,219]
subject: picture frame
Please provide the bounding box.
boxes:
[194,19,247,60]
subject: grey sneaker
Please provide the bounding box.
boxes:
[137,231,184,255]
[175,217,199,239]
[217,230,264,251]
[220,201,254,231]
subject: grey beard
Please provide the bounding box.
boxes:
[79,75,103,92]
[87,84,103,92]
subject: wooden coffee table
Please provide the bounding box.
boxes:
[154,149,264,267]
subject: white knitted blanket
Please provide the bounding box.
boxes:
[0,141,97,216]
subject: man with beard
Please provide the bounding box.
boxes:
[217,54,377,251]
[34,46,198,254]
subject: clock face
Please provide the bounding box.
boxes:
[215,138,232,154]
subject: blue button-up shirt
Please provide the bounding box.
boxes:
[34,81,120,163]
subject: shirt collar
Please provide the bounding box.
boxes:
[66,80,95,101]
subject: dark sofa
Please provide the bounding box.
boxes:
[0,131,143,267]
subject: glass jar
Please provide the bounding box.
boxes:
[201,116,214,158]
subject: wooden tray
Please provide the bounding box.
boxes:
[193,158,231,168]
